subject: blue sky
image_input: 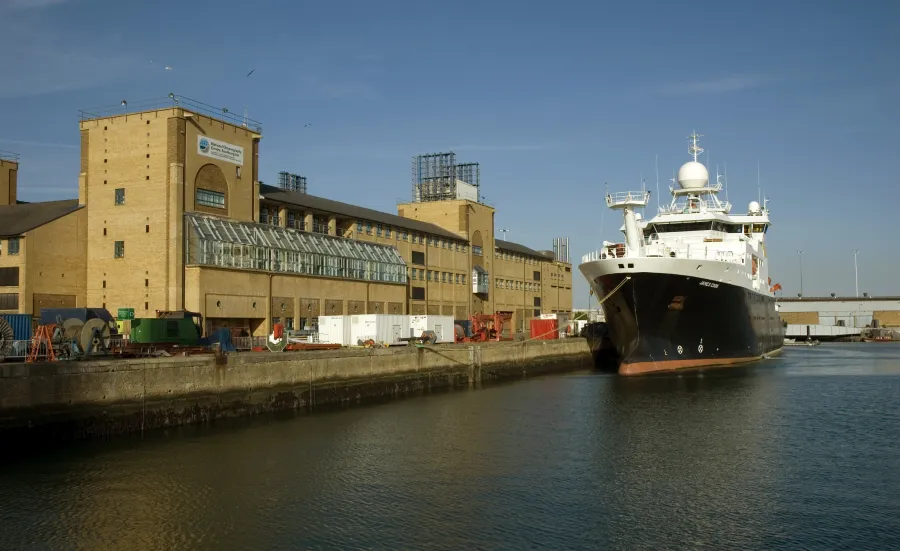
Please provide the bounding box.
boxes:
[1,0,898,305]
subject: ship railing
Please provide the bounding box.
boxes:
[582,243,627,263]
[658,198,732,214]
[606,190,650,208]
[644,244,746,265]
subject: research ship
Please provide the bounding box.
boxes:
[578,132,784,375]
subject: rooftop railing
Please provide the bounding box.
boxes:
[0,150,19,163]
[78,94,263,133]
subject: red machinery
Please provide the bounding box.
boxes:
[456,312,514,342]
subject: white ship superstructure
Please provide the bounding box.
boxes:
[582,132,775,295]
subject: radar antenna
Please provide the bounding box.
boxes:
[688,131,704,162]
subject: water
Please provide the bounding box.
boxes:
[2,343,900,550]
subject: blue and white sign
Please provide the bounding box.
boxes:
[197,135,243,166]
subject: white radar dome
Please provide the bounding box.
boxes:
[635,212,643,221]
[748,201,761,214]
[677,161,709,190]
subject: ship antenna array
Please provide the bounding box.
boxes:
[655,154,660,213]
[688,131,704,162]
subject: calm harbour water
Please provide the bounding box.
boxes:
[2,343,900,550]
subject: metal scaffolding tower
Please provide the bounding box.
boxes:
[411,152,480,203]
[278,172,307,194]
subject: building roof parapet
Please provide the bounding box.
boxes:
[0,150,19,163]
[78,94,263,134]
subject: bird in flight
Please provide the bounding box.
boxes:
[247,69,255,77]
[304,123,311,127]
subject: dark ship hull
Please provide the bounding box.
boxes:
[586,271,784,375]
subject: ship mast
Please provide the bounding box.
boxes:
[688,131,703,162]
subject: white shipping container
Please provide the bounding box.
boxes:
[409,315,455,343]
[350,314,410,346]
[317,315,352,345]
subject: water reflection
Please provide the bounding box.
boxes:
[1,346,899,550]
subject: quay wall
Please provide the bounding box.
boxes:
[0,339,591,442]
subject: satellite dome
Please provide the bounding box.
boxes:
[748,201,761,214]
[635,212,643,221]
[677,161,709,190]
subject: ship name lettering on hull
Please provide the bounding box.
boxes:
[699,281,719,289]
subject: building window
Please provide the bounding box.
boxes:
[385,226,392,238]
[455,274,461,284]
[401,231,408,241]
[236,166,242,179]
[115,188,125,205]
[441,272,447,283]
[411,287,425,300]
[533,271,541,281]
[472,245,482,256]
[376,224,383,237]
[260,209,268,224]
[411,251,425,265]
[534,309,541,317]
[427,270,433,281]
[411,268,418,280]
[0,267,19,286]
[462,274,466,284]
[196,188,225,209]
[114,241,125,258]
[7,238,20,256]
[0,293,18,310]
[288,211,295,228]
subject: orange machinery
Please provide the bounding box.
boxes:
[456,311,514,342]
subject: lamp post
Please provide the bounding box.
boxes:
[853,250,859,298]
[797,250,804,297]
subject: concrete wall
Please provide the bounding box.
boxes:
[0,339,592,441]
[0,158,17,206]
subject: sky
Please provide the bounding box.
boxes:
[1,0,898,306]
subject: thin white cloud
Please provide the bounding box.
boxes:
[0,139,78,149]
[1,0,73,9]
[662,74,768,95]
[442,144,559,152]
[0,18,139,99]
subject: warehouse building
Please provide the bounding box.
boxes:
[778,296,900,327]
[0,152,88,315]
[1,96,572,336]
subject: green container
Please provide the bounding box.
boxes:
[130,318,199,346]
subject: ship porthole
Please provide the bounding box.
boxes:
[698,344,704,353]
[677,345,683,354]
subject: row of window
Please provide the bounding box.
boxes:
[357,220,468,252]
[495,250,541,264]
[496,279,541,292]
[645,222,769,235]
[0,238,21,256]
[410,268,468,285]
[112,188,226,211]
